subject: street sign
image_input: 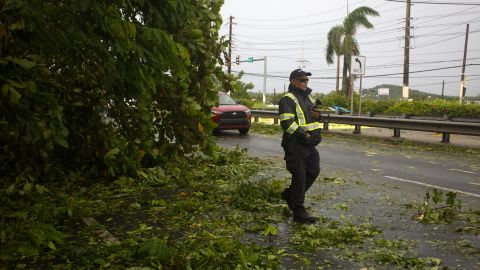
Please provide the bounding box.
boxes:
[248,57,254,63]
[351,55,366,75]
[378,88,390,96]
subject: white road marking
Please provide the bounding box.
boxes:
[384,176,480,199]
[449,169,476,174]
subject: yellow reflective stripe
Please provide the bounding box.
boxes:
[308,96,315,103]
[283,93,322,132]
[297,107,306,125]
[301,122,322,131]
[279,113,295,121]
[284,93,296,102]
[286,122,299,134]
[284,93,306,125]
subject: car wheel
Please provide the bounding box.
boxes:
[239,128,249,135]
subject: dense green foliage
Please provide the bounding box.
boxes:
[385,99,480,117]
[0,0,230,267]
[0,147,284,268]
[360,99,396,114]
[318,92,351,108]
[1,1,226,183]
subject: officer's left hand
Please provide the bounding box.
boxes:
[310,109,321,120]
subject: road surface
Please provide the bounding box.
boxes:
[215,131,480,201]
[216,130,480,269]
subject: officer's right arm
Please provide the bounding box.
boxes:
[279,97,306,137]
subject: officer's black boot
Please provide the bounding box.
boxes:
[281,188,294,211]
[293,208,318,224]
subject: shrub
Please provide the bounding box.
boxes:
[386,99,480,117]
[321,92,350,108]
[361,99,395,114]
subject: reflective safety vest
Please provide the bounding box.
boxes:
[279,93,322,135]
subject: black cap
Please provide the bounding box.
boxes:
[289,69,312,80]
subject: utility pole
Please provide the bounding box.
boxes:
[459,24,469,103]
[441,80,445,99]
[227,16,233,75]
[297,41,309,69]
[263,56,267,110]
[402,0,411,100]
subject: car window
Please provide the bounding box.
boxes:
[219,94,237,105]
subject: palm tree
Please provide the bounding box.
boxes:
[326,26,344,95]
[326,7,379,97]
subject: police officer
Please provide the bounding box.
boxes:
[279,69,322,223]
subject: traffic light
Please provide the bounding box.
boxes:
[248,57,254,63]
[236,55,240,65]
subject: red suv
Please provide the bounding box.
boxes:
[211,92,251,134]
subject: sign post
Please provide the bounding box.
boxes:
[240,56,268,110]
[263,57,267,110]
[350,56,366,115]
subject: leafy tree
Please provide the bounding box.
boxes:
[326,7,379,97]
[1,0,229,264]
[0,0,226,186]
[230,71,254,100]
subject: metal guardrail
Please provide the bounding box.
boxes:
[250,110,480,143]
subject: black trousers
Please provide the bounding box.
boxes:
[284,143,320,211]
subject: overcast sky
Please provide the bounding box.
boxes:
[219,0,480,98]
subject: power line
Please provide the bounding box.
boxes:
[234,18,342,29]
[224,8,479,42]
[232,64,480,80]
[234,0,369,21]
[415,27,479,48]
[385,0,480,6]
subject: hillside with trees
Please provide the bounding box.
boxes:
[362,84,452,100]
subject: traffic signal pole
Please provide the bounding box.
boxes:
[236,56,268,110]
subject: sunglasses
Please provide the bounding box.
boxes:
[297,78,309,83]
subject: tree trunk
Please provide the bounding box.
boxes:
[342,56,349,97]
[336,55,340,94]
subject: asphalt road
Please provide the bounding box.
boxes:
[215,131,480,203]
[216,130,480,268]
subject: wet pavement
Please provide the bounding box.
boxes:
[216,130,480,269]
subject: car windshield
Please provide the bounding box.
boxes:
[219,93,237,105]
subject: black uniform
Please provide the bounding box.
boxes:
[279,84,321,214]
